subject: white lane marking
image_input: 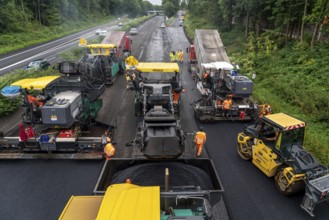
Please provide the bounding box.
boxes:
[0,22,118,62]
[0,38,79,72]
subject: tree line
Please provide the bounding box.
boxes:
[187,0,329,46]
[0,0,160,33]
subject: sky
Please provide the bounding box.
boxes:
[147,0,162,6]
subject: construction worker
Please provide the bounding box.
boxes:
[264,104,272,115]
[194,127,206,157]
[260,103,272,117]
[203,70,210,81]
[125,72,135,89]
[104,139,115,160]
[169,51,175,62]
[178,49,184,63]
[175,50,180,62]
[172,87,184,104]
[222,95,232,117]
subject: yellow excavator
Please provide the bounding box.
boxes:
[237,113,329,216]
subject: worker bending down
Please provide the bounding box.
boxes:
[194,127,206,157]
[104,137,115,160]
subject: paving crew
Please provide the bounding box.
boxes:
[169,51,175,62]
[222,95,233,117]
[194,127,206,157]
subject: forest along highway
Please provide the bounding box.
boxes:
[0,19,120,76]
[0,15,329,219]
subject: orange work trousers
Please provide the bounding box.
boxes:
[196,143,203,157]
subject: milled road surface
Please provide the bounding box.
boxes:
[0,15,328,220]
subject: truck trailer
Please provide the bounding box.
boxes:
[187,29,257,122]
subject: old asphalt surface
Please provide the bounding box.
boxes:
[0,16,328,219]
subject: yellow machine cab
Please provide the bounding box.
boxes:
[59,183,160,220]
[11,76,60,90]
[85,44,117,56]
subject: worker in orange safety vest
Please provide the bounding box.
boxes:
[104,137,115,160]
[172,87,184,104]
[194,127,206,157]
[178,50,184,63]
[259,103,272,117]
[222,95,232,117]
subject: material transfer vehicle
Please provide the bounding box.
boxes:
[237,113,329,216]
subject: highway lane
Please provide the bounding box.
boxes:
[0,19,122,75]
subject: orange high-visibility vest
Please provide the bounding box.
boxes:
[172,91,180,104]
[104,143,115,159]
[195,131,206,145]
[223,99,232,110]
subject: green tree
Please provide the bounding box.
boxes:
[163,0,179,17]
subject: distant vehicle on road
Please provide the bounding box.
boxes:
[26,59,50,70]
[179,20,183,26]
[129,28,138,35]
[160,22,166,28]
[118,22,123,26]
[96,29,107,36]
[99,30,107,36]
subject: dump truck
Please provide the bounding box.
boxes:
[237,113,329,216]
[59,158,227,220]
[187,29,257,122]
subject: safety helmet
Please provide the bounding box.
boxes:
[199,127,204,131]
